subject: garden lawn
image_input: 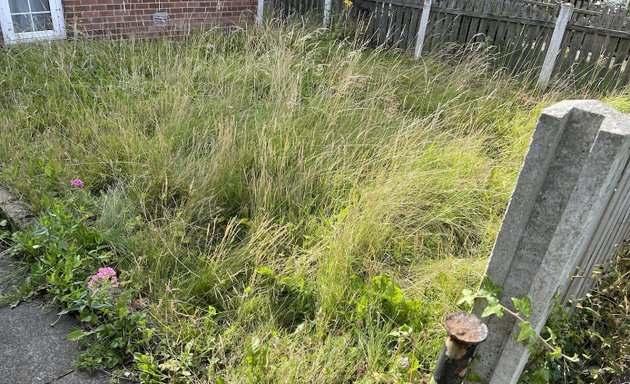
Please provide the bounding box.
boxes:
[1,21,629,383]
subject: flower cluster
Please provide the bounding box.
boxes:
[88,267,119,294]
[70,178,84,189]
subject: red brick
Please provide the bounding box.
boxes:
[63,0,256,39]
[1,0,255,43]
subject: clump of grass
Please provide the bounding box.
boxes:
[0,20,623,382]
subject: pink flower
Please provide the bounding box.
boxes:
[88,267,119,294]
[71,179,84,189]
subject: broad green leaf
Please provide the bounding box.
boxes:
[479,277,503,298]
[550,346,563,359]
[512,296,532,317]
[67,329,87,341]
[79,311,93,323]
[116,297,129,318]
[457,288,476,306]
[399,324,413,336]
[530,367,551,384]
[517,321,537,343]
[481,296,505,318]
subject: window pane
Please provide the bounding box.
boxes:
[11,14,32,32]
[9,0,30,13]
[32,13,53,31]
[29,0,50,12]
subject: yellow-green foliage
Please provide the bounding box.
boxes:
[1,21,626,383]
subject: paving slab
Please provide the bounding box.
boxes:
[0,299,112,384]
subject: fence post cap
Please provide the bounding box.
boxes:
[444,312,488,345]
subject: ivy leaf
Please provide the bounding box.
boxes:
[457,288,476,306]
[517,321,538,343]
[530,367,551,384]
[512,296,532,318]
[478,277,503,301]
[481,296,505,318]
[549,346,563,360]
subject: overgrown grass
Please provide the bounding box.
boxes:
[0,21,628,382]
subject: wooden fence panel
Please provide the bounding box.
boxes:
[377,1,390,45]
[493,0,511,48]
[424,0,440,50]
[457,0,473,44]
[270,0,346,19]
[474,0,493,43]
[400,5,419,51]
[484,0,503,45]
[427,0,452,48]
[407,5,422,51]
[270,0,630,90]
[611,38,630,87]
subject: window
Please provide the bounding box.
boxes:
[0,0,65,44]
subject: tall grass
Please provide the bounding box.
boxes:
[1,21,623,382]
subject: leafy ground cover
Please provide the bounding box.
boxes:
[0,21,628,383]
[520,245,629,384]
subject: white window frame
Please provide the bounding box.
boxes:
[0,0,66,44]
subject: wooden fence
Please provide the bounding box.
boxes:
[269,0,630,90]
[271,0,348,21]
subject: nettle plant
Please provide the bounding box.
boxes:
[458,278,579,381]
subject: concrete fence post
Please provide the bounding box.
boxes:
[414,0,433,60]
[463,100,630,384]
[256,0,265,25]
[538,3,574,88]
[324,0,333,27]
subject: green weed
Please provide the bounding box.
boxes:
[1,19,628,383]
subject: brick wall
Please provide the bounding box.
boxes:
[62,0,257,39]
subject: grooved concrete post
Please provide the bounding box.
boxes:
[414,0,433,60]
[465,101,630,384]
[256,0,265,25]
[323,0,333,27]
[538,4,573,88]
